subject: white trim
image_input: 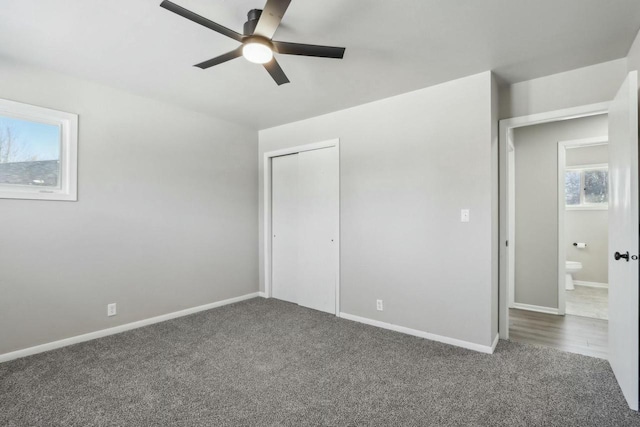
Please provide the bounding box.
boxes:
[258,291,268,298]
[574,280,609,289]
[512,302,560,315]
[0,98,78,201]
[263,139,341,315]
[340,312,498,354]
[507,147,515,308]
[565,162,608,170]
[491,333,500,353]
[566,205,609,211]
[499,102,609,339]
[0,292,259,364]
[561,137,608,149]
[265,140,338,158]
[500,102,610,129]
[558,142,567,315]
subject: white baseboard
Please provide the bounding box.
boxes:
[512,302,559,315]
[258,291,268,298]
[0,292,260,364]
[574,280,608,289]
[491,333,500,352]
[339,312,498,354]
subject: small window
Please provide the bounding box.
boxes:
[565,170,581,206]
[583,169,608,204]
[564,164,608,210]
[0,98,77,201]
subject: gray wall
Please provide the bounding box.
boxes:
[499,58,627,119]
[513,115,608,309]
[566,144,608,166]
[565,145,609,284]
[259,72,497,348]
[0,60,258,355]
[565,211,608,283]
[628,29,640,79]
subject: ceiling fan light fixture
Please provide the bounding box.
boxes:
[242,38,273,64]
[160,0,346,85]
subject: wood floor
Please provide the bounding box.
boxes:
[509,308,608,359]
[565,285,608,320]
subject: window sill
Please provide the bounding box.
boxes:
[566,205,608,211]
[0,188,77,201]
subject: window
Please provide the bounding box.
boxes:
[0,98,78,201]
[565,164,608,209]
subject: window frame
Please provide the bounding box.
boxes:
[565,163,608,211]
[0,98,78,201]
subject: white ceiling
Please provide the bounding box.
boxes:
[1,0,639,129]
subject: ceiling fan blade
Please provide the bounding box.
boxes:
[273,41,345,59]
[160,0,244,42]
[253,0,291,39]
[194,47,243,69]
[263,58,290,85]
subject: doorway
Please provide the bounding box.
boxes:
[499,103,609,336]
[499,70,639,410]
[263,139,340,315]
[504,112,609,359]
[559,137,609,321]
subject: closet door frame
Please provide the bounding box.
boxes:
[263,139,340,315]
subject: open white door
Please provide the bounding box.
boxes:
[608,70,639,411]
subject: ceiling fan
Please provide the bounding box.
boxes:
[159,0,346,85]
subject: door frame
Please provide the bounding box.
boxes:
[557,136,609,316]
[499,103,609,339]
[263,139,341,315]
[507,141,515,308]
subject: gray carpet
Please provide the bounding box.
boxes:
[1,298,639,426]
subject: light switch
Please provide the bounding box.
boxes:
[461,209,470,222]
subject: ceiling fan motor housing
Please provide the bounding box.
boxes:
[244,9,262,36]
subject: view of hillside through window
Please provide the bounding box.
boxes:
[0,115,61,187]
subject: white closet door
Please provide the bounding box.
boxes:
[297,147,339,314]
[271,153,299,304]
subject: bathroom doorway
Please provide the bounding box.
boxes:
[500,72,640,408]
[559,138,609,321]
[503,110,610,359]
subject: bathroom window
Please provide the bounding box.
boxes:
[0,98,78,201]
[565,164,608,210]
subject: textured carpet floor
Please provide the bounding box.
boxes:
[1,298,640,426]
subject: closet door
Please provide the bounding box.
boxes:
[297,147,339,314]
[271,153,299,304]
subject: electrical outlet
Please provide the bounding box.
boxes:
[461,209,470,222]
[376,299,384,311]
[107,303,117,317]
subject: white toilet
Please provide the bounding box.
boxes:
[565,261,583,290]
